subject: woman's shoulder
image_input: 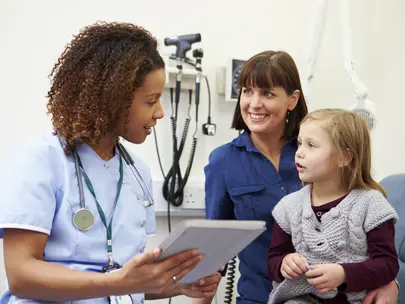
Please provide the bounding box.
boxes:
[0,132,66,213]
[208,142,235,161]
[5,132,66,169]
[208,134,250,162]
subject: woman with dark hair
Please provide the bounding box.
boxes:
[0,21,220,304]
[194,50,399,304]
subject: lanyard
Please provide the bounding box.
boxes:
[77,154,124,266]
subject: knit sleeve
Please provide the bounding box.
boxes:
[272,196,293,235]
[363,190,398,233]
[341,219,399,292]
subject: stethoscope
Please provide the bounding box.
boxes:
[72,142,155,231]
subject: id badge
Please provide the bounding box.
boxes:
[102,264,134,304]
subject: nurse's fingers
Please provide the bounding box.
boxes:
[197,282,219,293]
[139,254,201,293]
[163,256,202,286]
[156,249,201,272]
[194,272,221,288]
[128,247,199,272]
[128,248,162,266]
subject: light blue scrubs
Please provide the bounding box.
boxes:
[0,132,156,304]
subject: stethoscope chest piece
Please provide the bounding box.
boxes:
[73,208,95,231]
[143,200,152,208]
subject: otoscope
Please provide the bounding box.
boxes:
[164,33,201,119]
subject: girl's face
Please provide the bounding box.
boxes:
[239,86,299,136]
[295,120,340,183]
[119,68,165,144]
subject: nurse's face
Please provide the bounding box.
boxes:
[239,86,298,135]
[120,68,166,144]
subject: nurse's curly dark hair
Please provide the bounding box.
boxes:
[46,21,165,153]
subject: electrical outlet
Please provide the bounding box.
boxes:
[182,183,205,209]
[152,180,206,216]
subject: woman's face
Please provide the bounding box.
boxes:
[239,86,299,135]
[119,68,166,144]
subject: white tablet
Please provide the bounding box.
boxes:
[156,219,266,284]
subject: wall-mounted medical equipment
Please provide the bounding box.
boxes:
[340,0,377,130]
[306,0,377,130]
[161,33,201,212]
[152,33,215,228]
[217,58,246,102]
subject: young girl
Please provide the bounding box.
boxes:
[267,109,399,304]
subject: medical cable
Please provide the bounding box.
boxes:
[72,146,86,210]
[224,257,237,304]
[170,54,215,135]
[117,143,155,207]
[161,55,202,208]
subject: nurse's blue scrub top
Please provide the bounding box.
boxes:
[0,132,156,304]
[204,131,301,304]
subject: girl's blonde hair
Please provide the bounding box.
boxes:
[301,108,386,197]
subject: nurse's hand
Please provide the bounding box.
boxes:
[177,272,222,298]
[113,248,203,295]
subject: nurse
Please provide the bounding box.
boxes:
[194,50,399,304]
[0,22,220,304]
